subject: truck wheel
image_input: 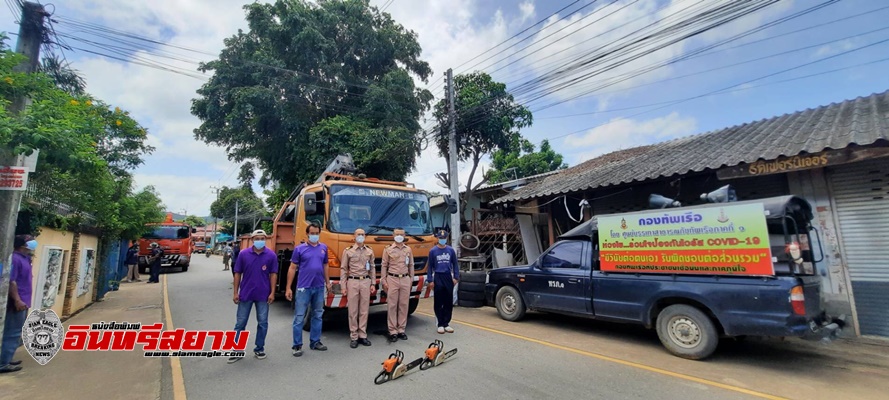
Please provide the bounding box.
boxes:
[458,290,485,301]
[458,281,485,292]
[495,286,526,322]
[408,298,419,315]
[181,264,189,272]
[461,271,487,284]
[656,304,719,360]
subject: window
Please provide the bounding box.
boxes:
[142,226,190,239]
[540,241,584,269]
[328,185,432,235]
[304,191,325,228]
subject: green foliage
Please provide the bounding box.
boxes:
[488,139,567,184]
[191,0,433,189]
[1,43,159,239]
[182,215,207,227]
[210,186,264,220]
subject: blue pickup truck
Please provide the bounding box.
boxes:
[485,195,844,360]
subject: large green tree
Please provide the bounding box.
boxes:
[1,38,159,238]
[182,215,207,227]
[210,186,264,225]
[432,71,532,219]
[487,139,567,184]
[192,0,433,189]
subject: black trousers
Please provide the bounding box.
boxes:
[433,273,454,327]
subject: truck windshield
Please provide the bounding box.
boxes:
[328,185,432,235]
[142,226,190,240]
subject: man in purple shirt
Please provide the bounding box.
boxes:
[285,222,331,356]
[229,230,278,363]
[1,235,36,373]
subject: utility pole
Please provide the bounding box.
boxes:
[446,68,461,257]
[0,1,47,344]
[209,186,221,249]
[233,200,239,244]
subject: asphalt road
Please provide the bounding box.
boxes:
[165,254,754,400]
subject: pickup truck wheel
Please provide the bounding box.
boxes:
[495,286,526,322]
[656,305,718,360]
[407,298,419,315]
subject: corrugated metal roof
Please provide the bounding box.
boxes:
[493,89,889,204]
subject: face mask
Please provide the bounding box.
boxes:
[438,239,448,245]
[253,240,266,249]
[356,235,365,244]
[26,240,38,251]
[394,235,404,243]
[308,234,320,243]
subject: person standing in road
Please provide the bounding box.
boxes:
[223,243,233,271]
[285,222,330,356]
[341,228,376,348]
[426,229,459,334]
[381,228,414,343]
[0,235,37,373]
[147,242,164,284]
[231,242,240,277]
[230,230,278,363]
[124,242,141,282]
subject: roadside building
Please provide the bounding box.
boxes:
[493,89,889,339]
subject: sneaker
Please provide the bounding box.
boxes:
[388,334,398,343]
[227,356,243,364]
[310,342,328,351]
[9,360,22,366]
[0,364,22,373]
[437,327,445,334]
[444,326,454,333]
[254,351,266,359]
[358,338,372,347]
[350,340,358,349]
[292,346,303,357]
[397,333,408,340]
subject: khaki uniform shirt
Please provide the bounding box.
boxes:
[341,245,375,282]
[381,243,414,278]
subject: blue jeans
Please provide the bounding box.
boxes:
[1,308,27,366]
[234,301,269,353]
[292,286,325,348]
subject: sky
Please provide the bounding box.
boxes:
[3,0,889,216]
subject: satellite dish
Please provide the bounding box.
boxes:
[649,194,681,209]
[701,185,737,203]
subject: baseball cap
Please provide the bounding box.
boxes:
[434,229,449,239]
[251,229,268,238]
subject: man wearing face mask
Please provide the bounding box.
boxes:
[381,228,414,342]
[340,228,376,348]
[426,229,459,334]
[1,235,37,373]
[229,230,278,363]
[147,242,164,284]
[286,222,331,356]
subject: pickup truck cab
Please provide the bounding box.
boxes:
[486,195,844,360]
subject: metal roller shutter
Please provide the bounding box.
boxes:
[830,158,889,337]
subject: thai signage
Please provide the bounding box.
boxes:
[717,147,889,179]
[598,203,774,276]
[0,165,28,191]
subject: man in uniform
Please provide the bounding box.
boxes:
[285,222,331,356]
[230,230,278,363]
[341,228,376,348]
[426,229,459,334]
[381,228,414,342]
[147,242,164,284]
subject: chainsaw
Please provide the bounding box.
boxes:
[419,340,457,370]
[374,350,423,385]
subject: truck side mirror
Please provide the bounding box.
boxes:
[304,192,317,215]
[445,196,458,214]
[191,228,197,234]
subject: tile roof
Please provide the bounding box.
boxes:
[493,89,889,204]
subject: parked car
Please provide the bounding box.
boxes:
[485,195,845,360]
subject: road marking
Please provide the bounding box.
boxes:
[163,275,188,400]
[417,311,786,400]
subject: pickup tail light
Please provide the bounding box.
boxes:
[790,286,806,316]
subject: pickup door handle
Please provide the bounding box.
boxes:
[567,278,580,284]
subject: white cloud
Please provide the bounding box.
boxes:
[564,112,697,163]
[814,39,857,58]
[519,1,536,24]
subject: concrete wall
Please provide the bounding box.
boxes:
[30,227,75,317]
